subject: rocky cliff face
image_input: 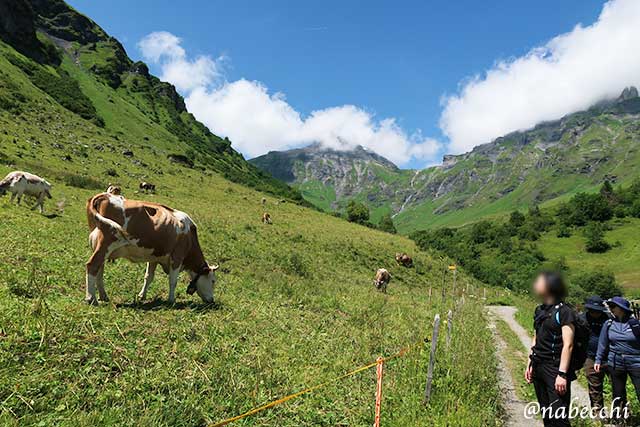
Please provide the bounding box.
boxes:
[251,143,413,214]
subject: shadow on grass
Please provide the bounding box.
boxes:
[44,213,60,219]
[117,297,223,312]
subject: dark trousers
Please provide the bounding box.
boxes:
[610,366,640,417]
[533,362,571,427]
[584,358,606,410]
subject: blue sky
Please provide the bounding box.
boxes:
[67,0,639,168]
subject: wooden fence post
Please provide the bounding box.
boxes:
[483,287,486,300]
[441,269,446,303]
[446,310,453,349]
[428,286,432,305]
[423,314,441,406]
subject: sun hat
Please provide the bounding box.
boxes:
[584,296,606,312]
[606,296,633,313]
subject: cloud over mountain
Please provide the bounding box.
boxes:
[440,0,640,154]
[139,32,439,166]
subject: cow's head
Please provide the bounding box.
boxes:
[187,264,219,303]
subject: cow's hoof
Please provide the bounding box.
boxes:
[85,297,98,306]
[99,296,110,302]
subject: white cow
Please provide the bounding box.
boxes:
[0,171,52,213]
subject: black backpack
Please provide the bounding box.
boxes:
[545,303,590,372]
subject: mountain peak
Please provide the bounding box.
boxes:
[619,86,639,102]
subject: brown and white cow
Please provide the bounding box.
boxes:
[374,268,391,293]
[262,212,272,224]
[85,192,218,305]
[0,171,52,213]
[395,252,413,268]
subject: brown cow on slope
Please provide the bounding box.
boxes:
[374,268,391,293]
[85,192,218,305]
[395,252,413,268]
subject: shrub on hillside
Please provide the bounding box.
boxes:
[378,214,397,234]
[572,271,622,299]
[584,222,611,253]
[558,192,613,226]
[556,224,572,238]
[63,174,103,190]
[346,201,369,224]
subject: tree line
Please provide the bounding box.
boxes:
[410,179,640,301]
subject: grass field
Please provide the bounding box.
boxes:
[538,218,640,293]
[0,161,502,426]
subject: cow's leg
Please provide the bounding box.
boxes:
[86,246,108,305]
[31,194,45,212]
[96,264,109,302]
[138,262,157,300]
[9,192,16,203]
[167,266,180,304]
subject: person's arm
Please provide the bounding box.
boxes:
[594,322,609,372]
[525,332,536,384]
[555,324,574,395]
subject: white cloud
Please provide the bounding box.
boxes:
[440,0,640,154]
[138,32,438,166]
[138,31,223,93]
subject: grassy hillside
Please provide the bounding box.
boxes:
[0,161,500,426]
[0,0,301,202]
[538,217,640,292]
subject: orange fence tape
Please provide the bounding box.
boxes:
[209,341,425,427]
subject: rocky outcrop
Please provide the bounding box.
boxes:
[0,0,54,63]
[619,86,639,102]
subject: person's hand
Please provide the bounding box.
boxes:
[525,363,533,384]
[555,375,568,395]
[594,363,601,373]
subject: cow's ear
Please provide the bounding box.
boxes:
[209,264,219,272]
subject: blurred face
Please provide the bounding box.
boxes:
[610,305,626,319]
[587,309,603,318]
[532,274,548,298]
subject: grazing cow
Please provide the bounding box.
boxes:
[106,184,122,196]
[395,252,413,268]
[139,182,155,193]
[262,212,272,224]
[0,171,52,213]
[261,197,267,206]
[85,192,218,305]
[374,268,391,293]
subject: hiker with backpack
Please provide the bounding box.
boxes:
[525,272,586,427]
[594,296,640,417]
[580,296,610,414]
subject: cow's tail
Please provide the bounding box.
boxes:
[88,195,129,240]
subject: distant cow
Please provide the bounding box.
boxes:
[139,182,155,193]
[0,171,52,213]
[395,253,413,268]
[262,212,272,224]
[106,184,122,196]
[85,192,218,305]
[374,268,391,293]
